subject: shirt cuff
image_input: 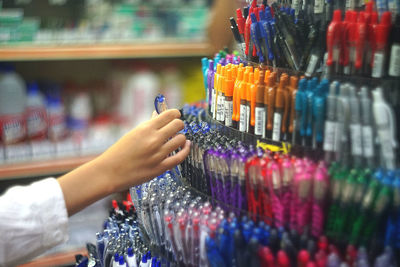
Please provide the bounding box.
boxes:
[31,178,69,247]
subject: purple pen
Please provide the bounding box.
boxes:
[220,149,232,211]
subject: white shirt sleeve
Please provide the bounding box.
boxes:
[0,178,69,267]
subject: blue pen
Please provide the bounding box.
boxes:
[250,13,265,63]
[206,236,227,267]
[297,78,308,146]
[312,79,328,149]
[96,233,105,267]
[305,77,318,146]
[202,57,209,92]
[258,10,275,65]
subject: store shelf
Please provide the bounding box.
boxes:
[0,42,212,61]
[18,248,87,267]
[0,155,97,180]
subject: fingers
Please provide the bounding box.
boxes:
[151,109,181,129]
[160,140,191,170]
[161,134,186,155]
[158,118,184,140]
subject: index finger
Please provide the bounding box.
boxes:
[151,109,181,129]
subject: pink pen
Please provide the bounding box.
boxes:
[281,158,294,227]
[311,161,329,238]
[296,159,314,234]
[290,159,304,231]
[266,160,284,228]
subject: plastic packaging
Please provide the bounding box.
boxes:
[0,65,27,145]
[26,82,48,140]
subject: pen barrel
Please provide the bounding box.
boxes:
[311,202,325,238]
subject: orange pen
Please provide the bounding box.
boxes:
[254,67,260,86]
[233,67,244,129]
[266,72,277,139]
[272,74,288,142]
[239,70,250,132]
[216,66,226,122]
[287,76,299,143]
[246,71,254,133]
[254,70,266,137]
[224,69,235,127]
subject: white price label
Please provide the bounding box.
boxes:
[314,0,324,13]
[323,120,336,152]
[350,124,363,156]
[372,51,385,78]
[225,100,233,127]
[239,104,247,132]
[389,44,400,77]
[255,107,265,136]
[211,88,216,118]
[217,95,225,122]
[246,105,250,132]
[362,125,374,157]
[272,112,282,141]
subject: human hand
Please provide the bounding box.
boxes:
[94,109,190,192]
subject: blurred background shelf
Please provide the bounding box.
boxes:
[0,155,97,180]
[0,42,213,61]
[18,248,87,267]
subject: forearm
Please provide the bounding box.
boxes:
[57,157,114,216]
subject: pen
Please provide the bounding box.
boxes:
[272,74,288,142]
[233,66,244,129]
[212,64,221,120]
[305,78,318,147]
[266,72,277,139]
[255,70,267,138]
[372,87,397,170]
[323,80,338,163]
[354,12,367,75]
[207,60,215,113]
[359,86,375,168]
[342,10,357,75]
[240,69,251,132]
[294,79,307,146]
[326,10,342,75]
[348,84,363,167]
[371,12,392,78]
[311,162,329,238]
[246,71,255,133]
[216,66,226,123]
[388,15,400,77]
[250,13,266,63]
[312,79,328,149]
[224,69,234,127]
[334,83,350,166]
[287,76,299,143]
[249,68,260,135]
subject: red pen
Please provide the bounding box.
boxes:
[236,8,245,37]
[371,11,392,78]
[354,12,367,73]
[317,236,329,252]
[345,245,357,266]
[341,10,357,74]
[365,10,379,75]
[306,262,317,267]
[327,10,342,74]
[297,250,310,267]
[245,156,263,221]
[245,7,253,58]
[315,250,327,267]
[259,246,276,267]
[277,251,290,267]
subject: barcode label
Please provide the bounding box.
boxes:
[389,44,400,77]
[211,88,216,118]
[239,104,247,132]
[362,125,374,157]
[372,51,385,78]
[255,107,265,136]
[217,94,225,122]
[350,124,363,156]
[379,130,395,163]
[305,54,319,77]
[314,0,324,13]
[246,105,250,132]
[346,0,355,10]
[272,112,282,141]
[323,120,336,152]
[225,101,233,127]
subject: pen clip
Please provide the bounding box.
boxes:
[155,94,168,114]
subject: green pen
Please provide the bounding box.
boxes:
[326,164,348,239]
[346,169,371,242]
[360,172,393,245]
[335,169,359,241]
[350,172,381,245]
